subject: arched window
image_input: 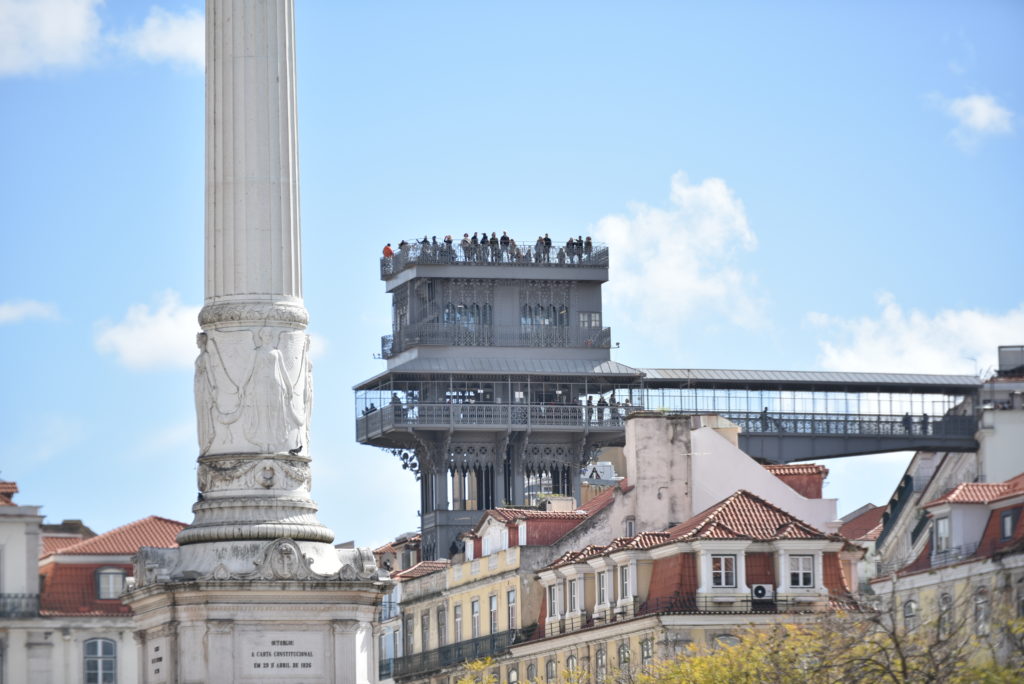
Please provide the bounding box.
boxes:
[469,304,480,325]
[641,638,654,666]
[903,599,918,632]
[975,588,990,636]
[565,655,578,672]
[548,305,557,326]
[508,667,519,683]
[84,638,116,684]
[938,593,954,640]
[595,648,607,682]
[545,659,557,682]
[444,303,456,324]
[713,634,741,649]
[526,663,537,683]
[95,568,126,600]
[534,304,544,325]
[618,643,630,668]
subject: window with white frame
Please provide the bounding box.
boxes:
[619,565,631,599]
[96,568,126,600]
[566,655,578,672]
[935,517,951,552]
[471,599,480,638]
[421,612,430,651]
[438,605,448,646]
[547,585,559,617]
[578,312,601,329]
[641,638,654,666]
[1001,509,1019,540]
[711,555,736,588]
[545,659,557,682]
[518,522,527,546]
[527,663,537,682]
[489,595,498,634]
[596,648,607,682]
[404,615,414,653]
[466,541,474,561]
[903,600,918,632]
[454,604,463,641]
[597,570,608,604]
[975,589,990,636]
[789,555,814,587]
[84,638,116,684]
[617,643,630,668]
[508,667,519,683]
[567,579,578,612]
[507,589,517,629]
[624,517,636,537]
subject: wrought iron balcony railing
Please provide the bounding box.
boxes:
[391,628,531,680]
[0,593,39,618]
[381,242,609,278]
[357,402,644,440]
[382,324,611,358]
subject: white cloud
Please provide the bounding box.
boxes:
[809,293,1024,375]
[933,93,1014,150]
[95,290,200,370]
[592,171,763,333]
[0,299,59,324]
[0,0,102,75]
[111,6,203,69]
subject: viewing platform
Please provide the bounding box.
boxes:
[380,239,609,280]
[382,324,612,358]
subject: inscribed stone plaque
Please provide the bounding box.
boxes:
[238,631,325,680]
[148,637,169,684]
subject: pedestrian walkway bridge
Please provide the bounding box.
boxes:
[355,366,983,463]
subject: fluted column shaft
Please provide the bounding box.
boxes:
[205,0,301,304]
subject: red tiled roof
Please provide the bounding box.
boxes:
[488,508,588,522]
[55,516,186,555]
[41,537,84,558]
[393,560,448,580]
[39,563,134,616]
[580,480,634,515]
[374,541,396,554]
[839,505,885,541]
[666,490,834,542]
[924,483,1013,507]
[0,481,17,505]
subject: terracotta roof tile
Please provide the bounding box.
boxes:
[56,516,186,555]
[41,537,84,558]
[39,563,134,616]
[580,480,633,515]
[393,560,448,580]
[374,541,396,554]
[666,490,835,542]
[924,483,1012,507]
[0,480,17,505]
[839,505,885,541]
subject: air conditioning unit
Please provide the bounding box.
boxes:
[751,584,774,601]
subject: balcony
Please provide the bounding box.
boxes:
[357,402,644,441]
[382,324,611,358]
[0,593,39,617]
[381,241,609,278]
[392,628,532,680]
[638,593,833,616]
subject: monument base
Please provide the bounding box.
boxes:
[126,540,389,684]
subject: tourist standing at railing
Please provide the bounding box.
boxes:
[489,232,499,261]
[543,233,552,261]
[902,412,913,433]
[565,237,575,263]
[586,396,594,423]
[557,246,566,264]
[500,231,510,260]
[921,412,930,435]
[760,407,770,432]
[584,236,593,260]
[534,236,544,263]
[597,395,608,422]
[575,236,584,262]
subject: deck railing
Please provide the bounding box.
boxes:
[381,242,609,277]
[391,628,530,679]
[382,324,611,358]
[357,402,642,440]
[722,411,977,439]
[0,593,39,617]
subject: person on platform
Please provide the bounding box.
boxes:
[535,236,545,262]
[584,236,593,260]
[902,412,913,433]
[921,412,930,435]
[760,407,770,432]
[382,243,394,258]
[543,233,552,261]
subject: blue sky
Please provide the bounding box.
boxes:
[1,1,1021,548]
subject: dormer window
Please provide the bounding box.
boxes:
[934,517,951,553]
[1001,509,1019,540]
[96,568,126,600]
[789,555,814,588]
[711,555,736,588]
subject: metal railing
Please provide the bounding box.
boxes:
[638,593,832,616]
[391,628,530,679]
[381,242,609,278]
[379,659,394,679]
[723,411,977,438]
[382,324,611,358]
[0,593,39,617]
[357,402,644,440]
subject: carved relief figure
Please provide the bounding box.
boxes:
[240,327,306,452]
[194,332,245,455]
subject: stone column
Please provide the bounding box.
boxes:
[179,0,332,546]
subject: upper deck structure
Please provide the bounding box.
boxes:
[356,235,983,559]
